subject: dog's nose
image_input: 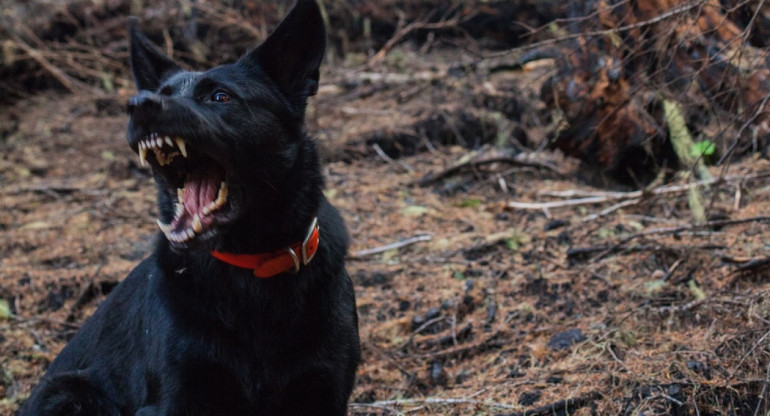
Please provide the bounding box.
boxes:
[127,91,163,115]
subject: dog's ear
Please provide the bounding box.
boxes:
[129,17,182,92]
[239,0,326,106]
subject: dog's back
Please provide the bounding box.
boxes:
[21,1,360,414]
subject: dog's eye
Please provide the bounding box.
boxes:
[211,91,231,103]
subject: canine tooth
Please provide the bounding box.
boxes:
[156,138,163,148]
[156,219,171,235]
[177,188,184,203]
[175,138,187,158]
[139,147,148,166]
[164,136,173,147]
[192,214,203,233]
[216,182,228,205]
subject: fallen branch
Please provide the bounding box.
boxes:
[506,172,770,212]
[350,396,516,413]
[372,143,414,173]
[417,154,564,187]
[483,0,705,59]
[348,234,432,259]
[9,33,98,95]
[567,243,726,263]
[589,216,770,262]
[494,391,602,416]
[724,256,770,276]
[368,9,475,67]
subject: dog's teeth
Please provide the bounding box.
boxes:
[139,147,148,166]
[155,138,163,148]
[186,228,194,240]
[202,182,228,215]
[175,138,187,158]
[192,214,203,233]
[156,219,171,235]
[175,203,184,218]
[216,182,228,205]
[164,136,173,147]
[177,188,184,203]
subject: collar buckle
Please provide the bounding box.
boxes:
[301,216,319,266]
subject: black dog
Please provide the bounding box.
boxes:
[21,1,360,414]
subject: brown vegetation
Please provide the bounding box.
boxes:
[1,0,769,414]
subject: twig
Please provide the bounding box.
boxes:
[581,199,640,221]
[730,329,770,380]
[484,0,705,61]
[588,216,770,262]
[733,257,770,273]
[567,243,725,263]
[350,396,516,413]
[495,391,602,416]
[349,234,432,259]
[416,154,564,186]
[507,172,770,211]
[368,10,474,67]
[408,329,503,360]
[9,34,96,95]
[658,298,708,314]
[649,393,685,407]
[372,143,414,173]
[607,342,632,373]
[753,362,770,416]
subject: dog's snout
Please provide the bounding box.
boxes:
[127,91,163,115]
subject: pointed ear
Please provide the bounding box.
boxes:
[129,17,182,92]
[239,0,326,102]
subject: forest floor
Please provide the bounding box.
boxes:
[2,44,770,416]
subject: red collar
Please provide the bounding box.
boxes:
[211,217,320,278]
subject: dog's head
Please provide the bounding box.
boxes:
[126,0,325,251]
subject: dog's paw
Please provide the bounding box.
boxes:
[22,372,121,416]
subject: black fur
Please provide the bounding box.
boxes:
[21,1,360,414]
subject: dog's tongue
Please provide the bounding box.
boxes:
[169,165,224,233]
[183,166,222,216]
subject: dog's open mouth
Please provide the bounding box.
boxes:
[136,133,232,246]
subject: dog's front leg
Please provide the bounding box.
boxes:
[20,371,122,416]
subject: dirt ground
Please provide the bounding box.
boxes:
[2,43,770,416]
